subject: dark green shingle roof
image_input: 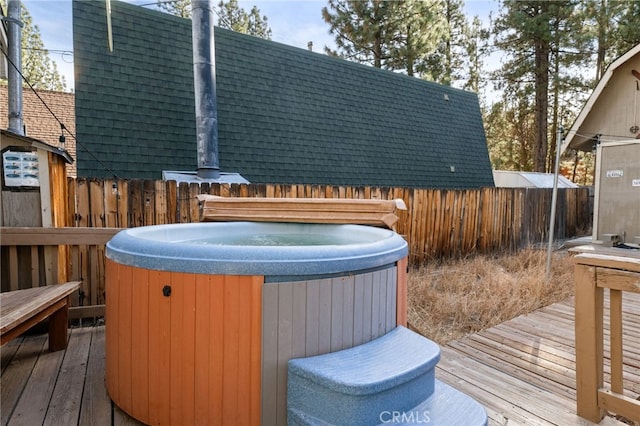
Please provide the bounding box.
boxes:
[73,0,494,189]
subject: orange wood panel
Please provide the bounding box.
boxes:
[106,263,263,425]
[131,266,150,422]
[396,257,408,327]
[179,272,196,426]
[222,275,241,421]
[117,262,133,415]
[105,259,119,402]
[249,275,263,424]
[236,276,252,425]
[209,274,224,424]
[148,269,171,425]
[194,274,211,424]
[169,271,185,426]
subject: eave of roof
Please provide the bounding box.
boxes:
[561,44,640,154]
[1,129,74,164]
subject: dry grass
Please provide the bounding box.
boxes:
[407,249,575,345]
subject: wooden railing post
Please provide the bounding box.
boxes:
[574,251,640,423]
[574,260,604,422]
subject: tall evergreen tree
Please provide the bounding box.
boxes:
[217,0,272,39]
[385,0,444,77]
[156,0,272,39]
[485,91,536,171]
[464,16,490,95]
[322,0,395,68]
[323,0,453,78]
[0,0,66,91]
[612,1,640,56]
[581,0,640,80]
[157,0,192,18]
[493,0,576,172]
[418,0,466,86]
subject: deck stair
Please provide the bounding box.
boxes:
[287,326,487,425]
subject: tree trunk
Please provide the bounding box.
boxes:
[534,37,550,172]
[596,0,608,80]
[374,33,382,68]
[548,25,561,173]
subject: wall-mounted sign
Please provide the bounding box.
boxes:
[606,170,624,178]
[2,150,40,187]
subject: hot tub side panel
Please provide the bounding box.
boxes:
[261,264,401,426]
[105,259,263,425]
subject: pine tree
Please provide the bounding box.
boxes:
[493,0,577,172]
[0,1,66,91]
[464,16,490,95]
[612,1,640,57]
[418,0,466,86]
[157,0,192,18]
[322,0,395,68]
[156,0,272,39]
[385,0,444,77]
[323,0,451,77]
[217,0,272,39]
[581,0,640,80]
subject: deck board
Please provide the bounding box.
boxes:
[10,339,65,425]
[78,326,111,426]
[44,328,92,426]
[2,294,639,425]
[1,334,47,426]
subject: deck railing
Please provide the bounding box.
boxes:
[574,251,640,423]
[0,227,120,318]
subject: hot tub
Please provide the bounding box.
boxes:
[105,222,408,425]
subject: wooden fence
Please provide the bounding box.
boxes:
[67,178,591,265]
[0,180,590,316]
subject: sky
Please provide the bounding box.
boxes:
[21,0,500,92]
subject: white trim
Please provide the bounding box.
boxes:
[598,139,640,148]
[591,143,603,241]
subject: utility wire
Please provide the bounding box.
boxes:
[0,45,122,179]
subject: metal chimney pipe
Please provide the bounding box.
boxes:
[192,0,220,179]
[7,0,23,135]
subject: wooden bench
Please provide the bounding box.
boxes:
[0,281,81,351]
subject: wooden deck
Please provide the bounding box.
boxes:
[2,294,639,425]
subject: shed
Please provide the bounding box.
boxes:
[561,44,640,245]
[493,170,579,188]
[1,129,73,227]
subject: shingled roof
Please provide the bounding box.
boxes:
[73,0,494,189]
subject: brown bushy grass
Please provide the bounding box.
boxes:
[407,249,575,345]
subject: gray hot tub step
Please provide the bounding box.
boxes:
[288,379,488,425]
[287,326,487,425]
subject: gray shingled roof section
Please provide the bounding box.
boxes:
[73,0,494,188]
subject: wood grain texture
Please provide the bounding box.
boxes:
[105,263,263,425]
